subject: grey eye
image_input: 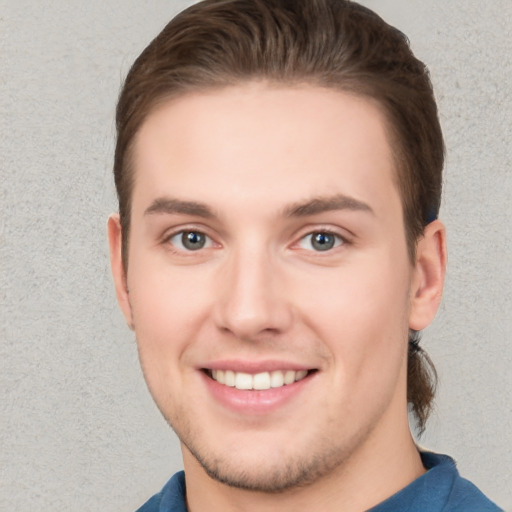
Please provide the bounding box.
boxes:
[299,232,343,252]
[182,231,206,250]
[311,232,335,251]
[169,230,212,251]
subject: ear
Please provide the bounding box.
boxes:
[409,220,447,331]
[107,214,134,330]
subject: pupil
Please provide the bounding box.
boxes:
[183,231,205,250]
[312,232,334,251]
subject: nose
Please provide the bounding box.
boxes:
[213,246,293,340]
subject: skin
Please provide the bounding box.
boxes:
[108,83,446,512]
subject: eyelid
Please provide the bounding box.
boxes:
[170,231,214,250]
[293,224,352,241]
[291,225,353,252]
[299,232,344,251]
[161,224,220,252]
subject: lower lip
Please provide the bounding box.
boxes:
[201,371,315,414]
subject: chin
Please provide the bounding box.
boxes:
[179,427,354,493]
[189,447,332,492]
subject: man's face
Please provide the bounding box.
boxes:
[113,84,421,491]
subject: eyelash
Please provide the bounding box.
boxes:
[162,227,350,254]
[162,227,216,253]
[295,229,349,253]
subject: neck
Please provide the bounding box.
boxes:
[183,409,425,512]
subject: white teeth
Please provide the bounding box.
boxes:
[295,370,308,381]
[270,370,284,388]
[210,369,309,390]
[224,370,235,387]
[235,372,253,390]
[253,372,271,390]
[284,370,296,385]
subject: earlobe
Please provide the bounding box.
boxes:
[107,214,134,330]
[409,220,447,331]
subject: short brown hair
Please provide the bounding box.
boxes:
[114,0,444,433]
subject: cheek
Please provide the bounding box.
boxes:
[292,252,411,376]
[297,256,410,330]
[297,263,410,425]
[127,259,210,363]
[128,264,212,412]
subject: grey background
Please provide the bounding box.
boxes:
[1,0,510,510]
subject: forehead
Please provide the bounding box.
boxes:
[131,83,399,220]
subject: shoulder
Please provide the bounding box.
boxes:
[370,452,503,512]
[420,452,502,512]
[444,470,503,511]
[135,471,187,512]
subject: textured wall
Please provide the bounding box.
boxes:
[1,1,510,510]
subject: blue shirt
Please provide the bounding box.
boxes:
[136,452,502,511]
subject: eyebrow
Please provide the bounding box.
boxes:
[144,197,215,218]
[143,193,373,220]
[285,194,374,217]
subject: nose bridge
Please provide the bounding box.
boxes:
[214,239,291,338]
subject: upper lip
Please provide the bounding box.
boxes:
[201,359,315,373]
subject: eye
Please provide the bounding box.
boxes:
[298,231,344,252]
[168,230,213,251]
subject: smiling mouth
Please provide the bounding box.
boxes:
[205,369,315,390]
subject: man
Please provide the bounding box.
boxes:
[107,0,502,510]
